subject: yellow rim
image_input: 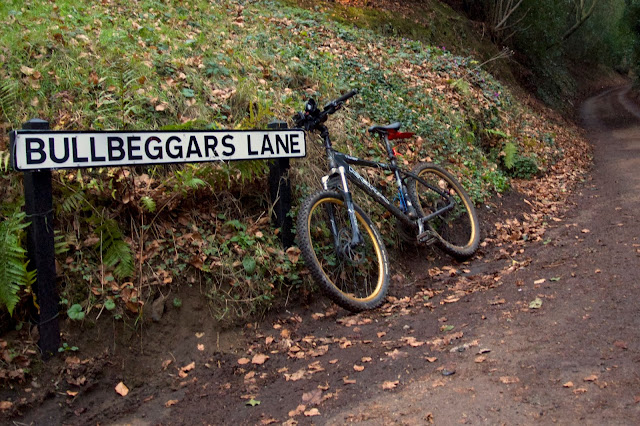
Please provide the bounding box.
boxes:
[307,197,385,302]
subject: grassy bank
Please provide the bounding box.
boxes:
[0,0,584,329]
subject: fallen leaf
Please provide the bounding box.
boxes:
[195,332,205,338]
[20,65,35,76]
[179,362,195,378]
[165,399,178,407]
[302,389,322,405]
[474,356,486,363]
[382,380,399,390]
[534,278,546,285]
[197,344,205,351]
[246,398,261,407]
[581,228,590,233]
[563,381,574,388]
[343,376,356,384]
[426,357,438,363]
[613,340,628,350]
[304,408,320,417]
[0,401,13,410]
[529,298,543,309]
[289,404,306,417]
[583,375,598,382]
[252,354,269,365]
[499,376,520,384]
[115,382,129,397]
[285,369,306,381]
[573,388,588,394]
[238,358,250,365]
[66,390,79,397]
[162,359,172,370]
[353,364,365,372]
[361,356,372,363]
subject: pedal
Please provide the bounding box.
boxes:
[417,229,437,245]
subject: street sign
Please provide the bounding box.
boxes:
[10,129,306,170]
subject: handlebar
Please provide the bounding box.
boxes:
[325,89,358,110]
[294,89,358,131]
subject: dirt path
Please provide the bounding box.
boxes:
[7,87,640,425]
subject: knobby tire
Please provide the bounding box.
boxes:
[297,190,389,312]
[408,163,480,259]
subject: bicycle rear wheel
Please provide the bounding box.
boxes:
[408,163,480,259]
[297,190,389,312]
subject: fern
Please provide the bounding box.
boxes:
[95,218,135,279]
[0,150,10,173]
[140,196,156,213]
[503,141,518,170]
[61,191,85,214]
[0,211,35,315]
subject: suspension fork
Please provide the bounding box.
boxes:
[321,165,364,251]
[319,126,363,251]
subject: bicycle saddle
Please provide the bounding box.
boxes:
[368,122,401,134]
[368,123,415,140]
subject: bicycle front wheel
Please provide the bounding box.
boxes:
[408,163,480,259]
[297,190,389,312]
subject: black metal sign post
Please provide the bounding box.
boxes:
[21,119,60,359]
[268,121,294,248]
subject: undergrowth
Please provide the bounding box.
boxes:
[0,0,576,328]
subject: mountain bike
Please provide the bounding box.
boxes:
[294,90,480,312]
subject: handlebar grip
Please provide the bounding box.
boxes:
[335,89,358,104]
[324,89,358,110]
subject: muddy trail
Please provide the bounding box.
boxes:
[5,86,640,425]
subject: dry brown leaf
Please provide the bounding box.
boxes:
[285,369,306,382]
[115,382,129,397]
[165,399,179,407]
[474,356,486,363]
[343,376,356,384]
[382,380,399,390]
[573,388,588,394]
[302,389,322,405]
[361,356,372,363]
[179,362,195,378]
[252,354,269,365]
[237,357,250,365]
[197,344,205,351]
[426,357,438,363]
[534,278,546,284]
[0,401,13,411]
[304,408,320,417]
[583,375,598,382]
[353,364,365,372]
[288,404,306,417]
[563,381,574,388]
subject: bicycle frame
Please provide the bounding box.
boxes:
[316,126,455,247]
